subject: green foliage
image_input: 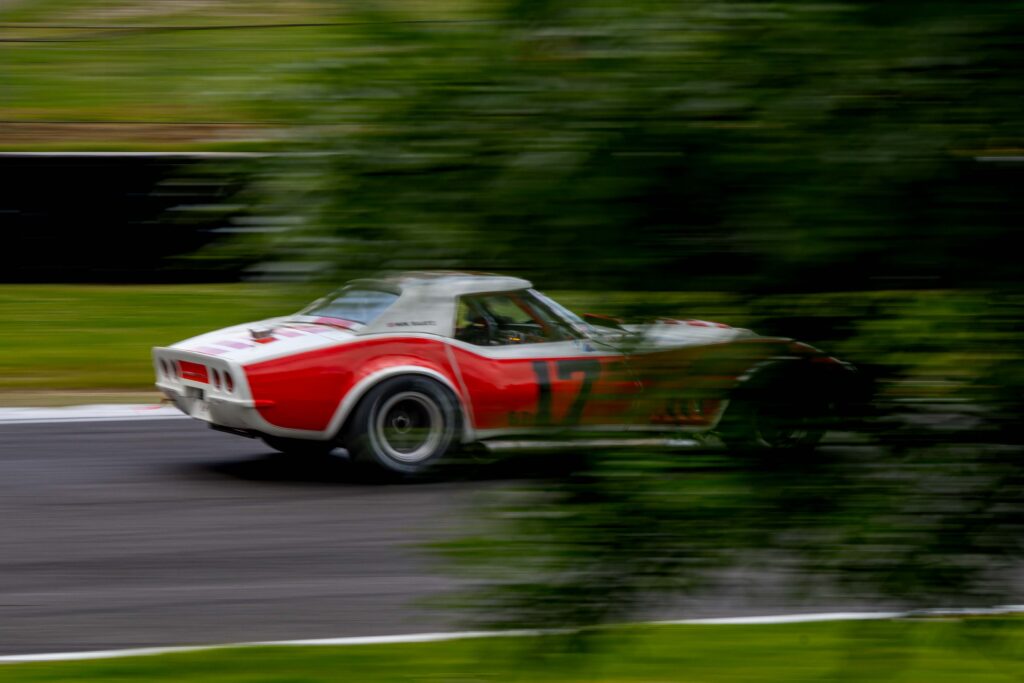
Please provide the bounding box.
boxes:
[251,0,1024,292]
[445,440,1024,630]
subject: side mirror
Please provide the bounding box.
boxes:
[583,313,625,330]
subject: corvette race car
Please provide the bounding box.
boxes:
[154,272,860,475]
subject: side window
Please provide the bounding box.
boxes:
[454,299,483,344]
[484,295,536,328]
[454,292,573,346]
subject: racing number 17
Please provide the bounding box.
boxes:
[531,359,602,426]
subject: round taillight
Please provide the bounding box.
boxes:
[211,369,221,389]
[224,372,234,393]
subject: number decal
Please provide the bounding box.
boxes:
[531,359,602,426]
[531,360,553,426]
[555,359,601,425]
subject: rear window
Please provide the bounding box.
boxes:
[299,288,399,325]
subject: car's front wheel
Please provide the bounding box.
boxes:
[719,364,831,457]
[344,375,460,477]
[721,395,827,453]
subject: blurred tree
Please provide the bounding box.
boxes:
[246,0,1024,292]
[444,439,1024,631]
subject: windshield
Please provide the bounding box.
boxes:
[529,289,595,336]
[298,288,399,325]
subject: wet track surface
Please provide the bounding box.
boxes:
[0,419,897,655]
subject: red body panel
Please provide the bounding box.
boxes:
[178,360,209,384]
[243,337,643,433]
[451,349,638,430]
[240,335,794,435]
[245,338,457,431]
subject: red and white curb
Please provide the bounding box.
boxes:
[3,606,1023,664]
[0,404,186,425]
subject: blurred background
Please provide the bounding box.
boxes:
[1,0,1023,678]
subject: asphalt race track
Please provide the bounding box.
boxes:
[1,418,894,656]
[0,419,486,655]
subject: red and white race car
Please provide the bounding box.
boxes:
[154,272,859,475]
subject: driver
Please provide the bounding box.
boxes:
[455,304,496,345]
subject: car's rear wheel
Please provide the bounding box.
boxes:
[344,375,460,477]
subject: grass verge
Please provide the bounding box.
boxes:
[3,619,1024,681]
[0,284,315,393]
[0,0,482,150]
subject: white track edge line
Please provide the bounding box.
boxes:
[653,611,906,625]
[0,404,188,426]
[4,606,1024,664]
[0,415,190,426]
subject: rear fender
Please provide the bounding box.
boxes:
[336,365,472,443]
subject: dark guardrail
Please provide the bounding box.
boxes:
[0,152,261,283]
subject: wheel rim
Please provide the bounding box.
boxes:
[372,391,445,463]
[755,401,812,448]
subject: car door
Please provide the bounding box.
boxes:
[446,291,640,437]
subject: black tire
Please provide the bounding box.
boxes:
[719,363,831,456]
[262,435,339,458]
[343,375,461,477]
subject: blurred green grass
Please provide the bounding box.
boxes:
[0,28,325,147]
[3,619,1024,682]
[0,284,315,390]
[0,0,481,149]
[3,4,318,150]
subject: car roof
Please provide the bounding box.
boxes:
[351,271,533,297]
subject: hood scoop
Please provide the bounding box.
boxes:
[249,326,277,343]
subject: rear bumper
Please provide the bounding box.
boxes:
[157,381,267,432]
